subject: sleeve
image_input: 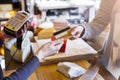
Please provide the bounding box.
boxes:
[0,65,4,80]
[0,31,5,47]
[81,0,115,40]
[3,56,40,80]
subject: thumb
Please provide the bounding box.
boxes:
[52,39,64,50]
[52,39,64,46]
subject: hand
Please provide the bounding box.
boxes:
[16,23,28,38]
[3,21,31,38]
[70,25,84,38]
[35,39,64,62]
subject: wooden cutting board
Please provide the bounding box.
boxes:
[31,38,97,65]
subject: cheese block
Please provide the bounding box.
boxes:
[34,27,43,36]
[0,46,4,55]
[38,28,56,39]
[35,21,54,36]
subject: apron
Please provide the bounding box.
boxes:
[101,2,120,78]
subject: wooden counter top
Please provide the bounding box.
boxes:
[4,34,116,80]
[4,59,116,80]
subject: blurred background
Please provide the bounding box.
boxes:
[0,0,101,70]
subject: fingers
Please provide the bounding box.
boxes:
[74,31,81,38]
[26,21,30,28]
[51,39,64,46]
[70,27,78,36]
[70,25,84,38]
[16,23,28,38]
[51,39,64,51]
[42,39,63,51]
[70,27,81,38]
[23,24,27,33]
[35,39,64,61]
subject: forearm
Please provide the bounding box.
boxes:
[82,0,115,40]
[4,56,40,80]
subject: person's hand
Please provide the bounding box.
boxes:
[2,20,31,39]
[35,39,64,62]
[70,25,85,38]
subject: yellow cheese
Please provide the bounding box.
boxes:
[38,28,56,39]
[9,10,17,17]
[0,47,4,55]
[35,22,54,36]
